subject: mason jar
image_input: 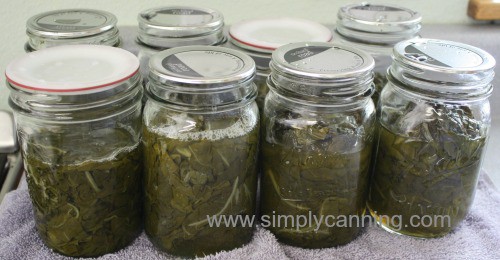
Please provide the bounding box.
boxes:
[25,9,121,52]
[261,42,376,248]
[367,39,495,238]
[137,6,226,81]
[334,3,421,105]
[142,46,259,257]
[227,17,332,112]
[6,45,143,257]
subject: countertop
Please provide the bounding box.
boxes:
[0,24,499,188]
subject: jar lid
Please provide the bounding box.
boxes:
[337,3,421,44]
[6,45,139,95]
[269,42,374,104]
[390,39,495,97]
[137,6,224,48]
[149,46,255,88]
[271,42,374,80]
[26,9,120,51]
[27,9,118,39]
[229,18,332,54]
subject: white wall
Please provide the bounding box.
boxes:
[0,0,478,110]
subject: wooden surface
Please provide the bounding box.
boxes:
[468,0,500,20]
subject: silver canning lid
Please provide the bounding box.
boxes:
[269,42,374,104]
[337,3,421,44]
[26,9,119,50]
[149,46,255,88]
[137,6,224,48]
[390,38,495,98]
[271,42,374,80]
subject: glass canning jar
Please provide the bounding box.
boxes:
[136,6,226,81]
[367,39,496,238]
[334,3,421,106]
[6,45,143,257]
[261,42,376,248]
[227,17,332,112]
[25,9,121,52]
[142,46,259,257]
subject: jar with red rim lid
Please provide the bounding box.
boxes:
[6,45,143,257]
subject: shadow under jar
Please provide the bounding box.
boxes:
[25,9,121,52]
[6,45,143,257]
[142,46,259,257]
[367,38,496,238]
[260,42,376,248]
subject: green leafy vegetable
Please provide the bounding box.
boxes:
[24,128,142,257]
[368,101,486,237]
[143,112,259,258]
[261,105,374,248]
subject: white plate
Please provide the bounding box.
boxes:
[229,17,332,53]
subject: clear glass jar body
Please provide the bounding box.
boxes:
[367,81,490,238]
[261,87,375,248]
[142,90,259,257]
[9,75,143,257]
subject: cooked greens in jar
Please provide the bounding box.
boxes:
[25,132,142,257]
[7,45,143,257]
[143,108,258,256]
[143,46,259,257]
[261,42,375,248]
[367,39,495,238]
[261,98,373,247]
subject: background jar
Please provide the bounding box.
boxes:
[261,42,376,248]
[136,6,225,81]
[334,3,421,106]
[227,17,332,112]
[25,9,121,52]
[367,39,495,238]
[6,45,143,257]
[142,46,259,257]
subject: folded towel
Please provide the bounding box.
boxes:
[1,172,499,260]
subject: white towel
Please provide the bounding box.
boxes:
[0,171,499,260]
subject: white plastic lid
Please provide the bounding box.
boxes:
[229,18,332,53]
[6,45,139,94]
